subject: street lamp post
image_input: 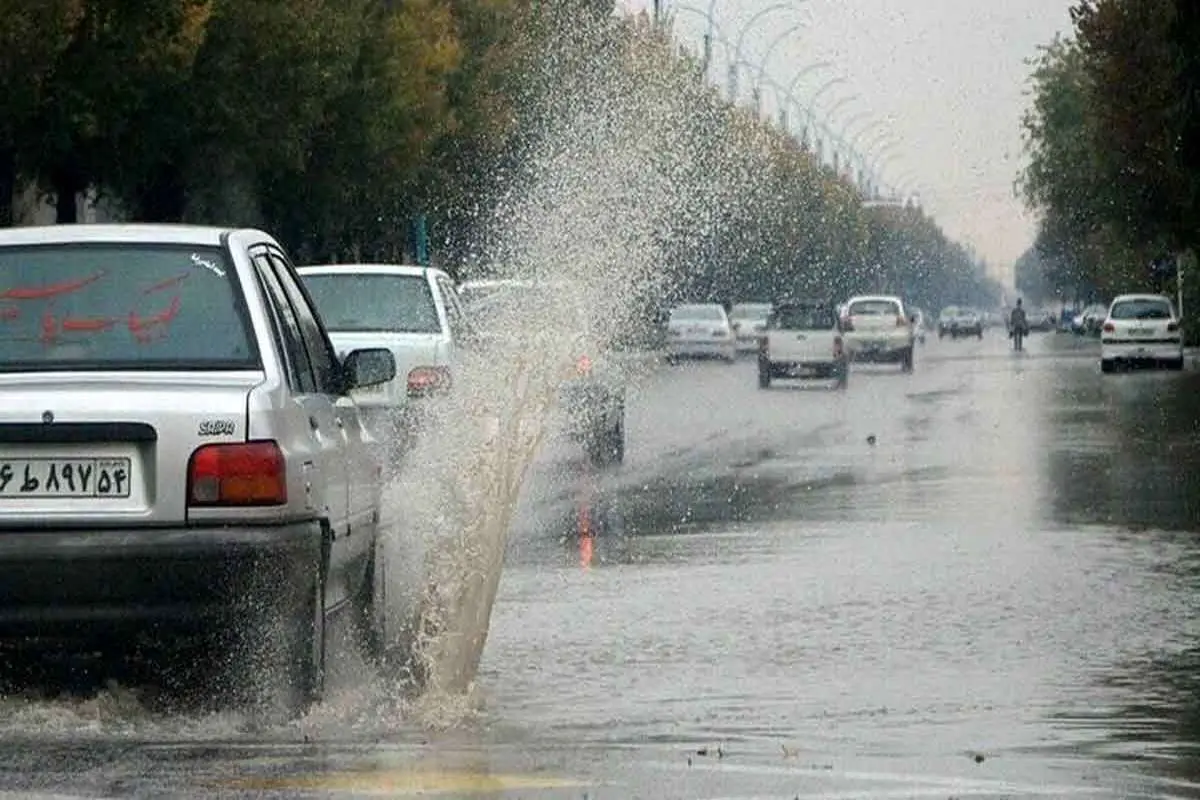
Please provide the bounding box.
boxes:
[728,2,798,102]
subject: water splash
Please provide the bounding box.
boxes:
[379,18,763,727]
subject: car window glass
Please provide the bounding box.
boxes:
[774,305,836,330]
[268,252,340,394]
[849,300,900,316]
[1110,299,1172,320]
[302,273,442,334]
[252,252,316,393]
[0,244,257,372]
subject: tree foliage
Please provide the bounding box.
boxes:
[1021,0,1200,308]
[3,0,998,323]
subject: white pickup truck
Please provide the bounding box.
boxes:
[757,299,848,389]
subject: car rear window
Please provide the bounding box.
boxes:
[774,304,836,330]
[730,304,771,320]
[1110,298,1172,320]
[671,305,724,322]
[849,300,900,316]
[301,273,441,334]
[0,243,257,373]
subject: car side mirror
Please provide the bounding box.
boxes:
[343,347,396,391]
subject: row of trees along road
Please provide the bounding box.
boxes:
[0,0,1000,331]
[1019,0,1200,341]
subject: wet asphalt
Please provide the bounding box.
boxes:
[3,329,1200,798]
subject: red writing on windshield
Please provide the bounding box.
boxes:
[1,272,105,301]
[142,272,190,295]
[128,295,182,343]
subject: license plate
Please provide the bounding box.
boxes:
[1131,328,1152,336]
[0,458,132,498]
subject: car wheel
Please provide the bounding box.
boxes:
[977,330,983,339]
[286,559,326,711]
[757,358,771,389]
[1100,359,1115,374]
[834,363,849,390]
[901,347,914,372]
[1167,356,1185,371]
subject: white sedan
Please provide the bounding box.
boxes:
[665,303,737,362]
[1100,293,1184,373]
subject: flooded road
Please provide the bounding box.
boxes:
[5,330,1200,798]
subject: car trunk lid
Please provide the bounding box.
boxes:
[0,371,263,528]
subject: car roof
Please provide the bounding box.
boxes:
[297,263,442,278]
[1110,293,1171,304]
[847,295,903,304]
[0,223,252,248]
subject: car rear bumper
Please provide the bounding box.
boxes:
[1101,341,1183,362]
[0,521,321,648]
[667,340,736,358]
[845,334,910,360]
[765,358,845,378]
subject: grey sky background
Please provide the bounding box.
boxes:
[620,0,1075,285]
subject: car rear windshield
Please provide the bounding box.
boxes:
[1110,298,1172,320]
[302,273,441,334]
[0,243,257,373]
[849,300,900,316]
[774,304,836,330]
[671,305,723,322]
[730,304,771,320]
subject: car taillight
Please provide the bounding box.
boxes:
[833,336,844,357]
[188,440,286,506]
[575,354,593,376]
[840,317,854,332]
[1168,321,1180,332]
[896,315,908,327]
[1102,322,1115,333]
[408,366,451,396]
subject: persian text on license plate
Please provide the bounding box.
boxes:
[0,458,132,499]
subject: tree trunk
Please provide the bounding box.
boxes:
[137,165,187,222]
[0,147,14,227]
[53,167,81,224]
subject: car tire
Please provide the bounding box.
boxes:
[757,358,771,389]
[286,559,327,711]
[976,330,983,339]
[1167,356,1185,371]
[1100,359,1115,374]
[834,363,848,390]
[901,347,914,373]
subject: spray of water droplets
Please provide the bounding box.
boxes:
[373,19,768,729]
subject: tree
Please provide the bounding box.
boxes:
[15,0,213,222]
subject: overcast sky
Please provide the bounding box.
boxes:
[619,0,1075,283]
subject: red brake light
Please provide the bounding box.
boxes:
[575,355,593,376]
[896,314,908,328]
[1102,322,1115,333]
[407,366,451,396]
[188,441,286,506]
[840,316,854,332]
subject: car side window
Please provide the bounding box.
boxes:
[251,251,316,394]
[266,250,342,396]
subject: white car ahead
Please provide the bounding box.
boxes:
[665,303,737,362]
[840,295,915,371]
[297,264,470,448]
[757,299,848,389]
[1100,293,1184,373]
[729,302,772,353]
